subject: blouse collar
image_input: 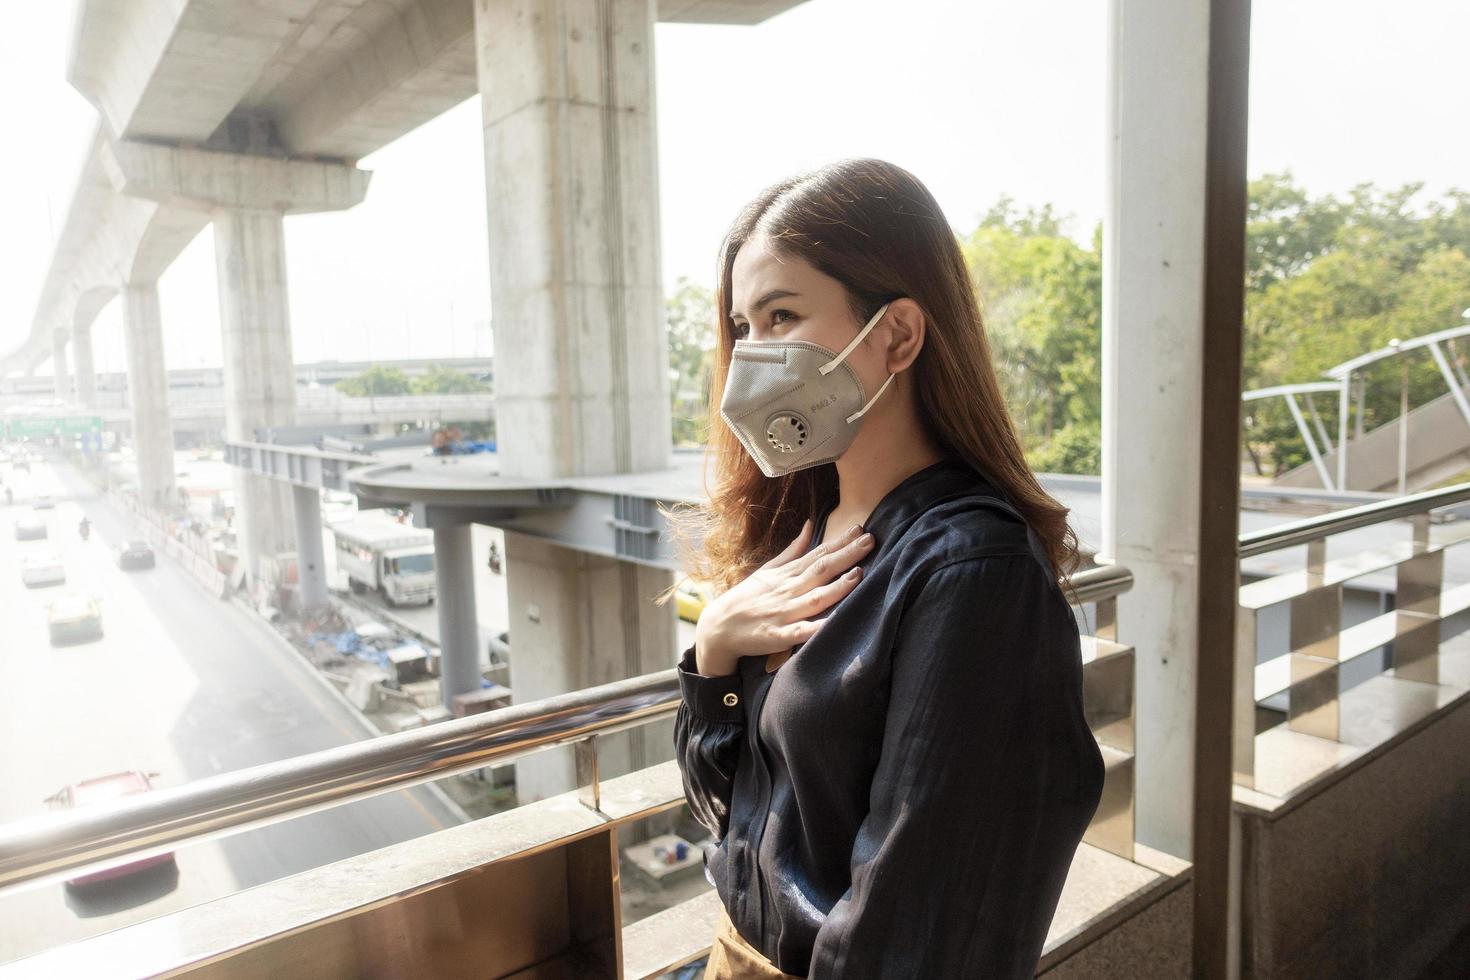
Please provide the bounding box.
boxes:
[818,456,1001,547]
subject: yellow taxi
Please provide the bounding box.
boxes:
[675,579,714,624]
[48,593,104,645]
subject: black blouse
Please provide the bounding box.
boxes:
[674,458,1104,978]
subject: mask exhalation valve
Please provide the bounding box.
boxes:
[765,413,809,454]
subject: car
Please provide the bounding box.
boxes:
[14,515,47,540]
[32,494,54,509]
[675,579,713,624]
[45,771,175,887]
[21,551,66,588]
[116,540,156,570]
[47,593,103,645]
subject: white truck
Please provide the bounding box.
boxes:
[332,520,437,606]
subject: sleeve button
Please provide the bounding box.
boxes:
[722,692,740,707]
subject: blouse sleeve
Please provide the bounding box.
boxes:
[673,643,746,842]
[807,555,1104,980]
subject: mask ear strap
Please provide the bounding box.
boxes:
[819,302,891,376]
[845,371,896,423]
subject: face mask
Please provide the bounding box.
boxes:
[720,301,895,478]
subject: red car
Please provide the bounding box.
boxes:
[47,770,176,886]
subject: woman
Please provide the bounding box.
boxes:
[665,158,1105,979]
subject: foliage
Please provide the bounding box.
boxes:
[962,197,1103,474]
[409,364,491,395]
[337,365,411,397]
[655,177,1469,481]
[1243,173,1470,475]
[666,276,718,447]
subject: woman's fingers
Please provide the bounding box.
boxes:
[795,530,874,587]
[794,564,864,617]
[786,521,864,576]
[783,618,826,645]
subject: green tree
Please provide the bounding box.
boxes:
[338,365,411,397]
[666,276,717,446]
[962,200,1103,474]
[1246,171,1345,293]
[410,364,491,395]
[1242,175,1470,475]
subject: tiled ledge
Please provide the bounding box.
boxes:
[1235,637,1470,816]
[623,840,1192,978]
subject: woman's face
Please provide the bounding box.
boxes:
[729,236,871,352]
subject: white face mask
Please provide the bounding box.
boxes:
[719,302,895,478]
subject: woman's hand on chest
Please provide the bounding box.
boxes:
[694,517,876,676]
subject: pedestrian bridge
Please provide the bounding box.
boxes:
[3,0,1469,975]
[2,480,1469,977]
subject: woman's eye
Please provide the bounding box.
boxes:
[732,310,794,340]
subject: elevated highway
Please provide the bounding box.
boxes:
[2,0,809,808]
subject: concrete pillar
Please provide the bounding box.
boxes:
[473,0,671,477]
[1101,0,1245,887]
[52,333,72,402]
[432,523,482,709]
[121,284,176,508]
[291,485,329,611]
[99,138,368,587]
[72,322,97,409]
[473,0,677,802]
[214,208,297,587]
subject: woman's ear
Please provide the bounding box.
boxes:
[883,298,926,373]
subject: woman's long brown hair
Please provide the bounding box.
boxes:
[658,158,1082,602]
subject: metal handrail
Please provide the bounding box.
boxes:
[0,565,1135,896]
[1239,479,1470,558]
[1067,562,1134,604]
[0,672,676,894]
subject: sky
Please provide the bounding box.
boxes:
[0,0,1467,375]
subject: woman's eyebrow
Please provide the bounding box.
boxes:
[731,289,800,320]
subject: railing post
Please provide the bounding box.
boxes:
[1095,595,1118,641]
[1395,539,1443,685]
[1233,598,1257,788]
[1287,581,1342,740]
[576,737,602,814]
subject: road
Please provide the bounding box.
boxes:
[327,514,700,659]
[0,453,459,965]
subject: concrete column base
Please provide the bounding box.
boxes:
[503,530,676,804]
[291,485,329,611]
[433,523,482,709]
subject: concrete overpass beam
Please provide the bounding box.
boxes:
[101,140,370,215]
[473,0,676,803]
[121,283,177,508]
